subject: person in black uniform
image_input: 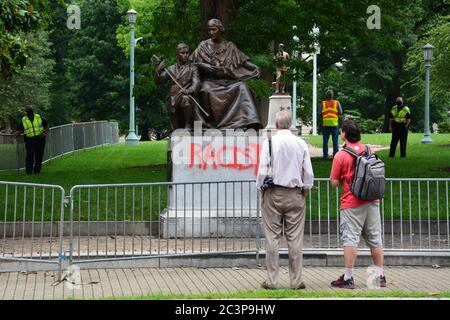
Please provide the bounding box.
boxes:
[15,106,49,174]
[389,97,411,158]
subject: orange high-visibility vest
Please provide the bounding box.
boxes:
[322,100,339,127]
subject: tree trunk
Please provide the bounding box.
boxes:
[383,51,403,132]
[200,0,239,37]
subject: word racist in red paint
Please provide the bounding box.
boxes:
[188,143,261,176]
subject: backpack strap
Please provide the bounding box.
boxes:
[268,137,272,166]
[364,145,371,158]
[268,137,273,175]
[343,146,360,158]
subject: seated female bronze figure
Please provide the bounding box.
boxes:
[190,18,261,129]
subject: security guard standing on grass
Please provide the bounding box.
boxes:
[389,97,411,158]
[321,89,343,159]
[15,105,49,174]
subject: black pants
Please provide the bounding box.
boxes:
[25,138,46,174]
[389,125,408,158]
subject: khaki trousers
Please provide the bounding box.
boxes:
[261,187,306,288]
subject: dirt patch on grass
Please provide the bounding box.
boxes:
[430,167,450,172]
[437,144,450,148]
[129,164,166,170]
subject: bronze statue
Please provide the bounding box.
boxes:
[190,18,261,129]
[273,43,289,94]
[155,43,201,130]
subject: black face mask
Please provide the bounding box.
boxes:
[396,101,403,107]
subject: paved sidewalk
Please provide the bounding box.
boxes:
[0,266,449,300]
[306,142,389,158]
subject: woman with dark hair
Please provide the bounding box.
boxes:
[190,18,261,129]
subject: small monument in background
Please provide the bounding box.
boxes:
[265,43,296,134]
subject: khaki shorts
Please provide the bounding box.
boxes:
[340,202,382,248]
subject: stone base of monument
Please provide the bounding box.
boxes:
[263,93,299,135]
[161,209,260,238]
[265,94,292,128]
[161,129,263,238]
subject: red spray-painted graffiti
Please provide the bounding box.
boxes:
[188,143,261,176]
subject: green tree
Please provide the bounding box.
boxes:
[404,15,450,131]
[61,0,129,127]
[116,0,202,138]
[113,0,448,134]
[45,1,75,125]
[0,31,54,131]
[0,0,50,79]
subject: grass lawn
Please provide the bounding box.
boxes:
[0,134,449,221]
[0,142,169,191]
[0,142,169,221]
[308,133,450,178]
[106,289,450,300]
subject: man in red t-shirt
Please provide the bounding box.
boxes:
[329,119,386,289]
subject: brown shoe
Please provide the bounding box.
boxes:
[261,281,276,290]
[293,282,306,290]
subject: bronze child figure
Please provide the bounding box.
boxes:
[156,43,201,130]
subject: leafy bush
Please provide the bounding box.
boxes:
[341,110,383,133]
[246,79,273,104]
[437,120,450,133]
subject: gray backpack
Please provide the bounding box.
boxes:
[343,145,386,200]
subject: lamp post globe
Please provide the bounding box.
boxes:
[125,9,139,146]
[127,9,137,24]
[421,43,434,144]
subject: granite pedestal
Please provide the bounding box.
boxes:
[162,128,268,238]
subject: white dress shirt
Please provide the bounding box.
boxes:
[256,130,314,190]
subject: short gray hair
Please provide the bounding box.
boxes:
[275,111,291,129]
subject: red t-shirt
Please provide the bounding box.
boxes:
[330,142,379,209]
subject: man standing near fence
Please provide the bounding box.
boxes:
[15,105,49,175]
[256,111,314,290]
[329,119,386,289]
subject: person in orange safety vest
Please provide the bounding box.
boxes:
[320,89,343,159]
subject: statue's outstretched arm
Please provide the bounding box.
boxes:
[243,61,260,77]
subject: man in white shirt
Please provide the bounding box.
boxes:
[256,111,314,289]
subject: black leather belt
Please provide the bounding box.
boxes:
[274,184,303,190]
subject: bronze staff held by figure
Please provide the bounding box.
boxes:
[191,18,262,130]
[155,43,201,130]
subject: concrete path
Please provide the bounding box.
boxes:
[1,266,449,300]
[305,141,389,158]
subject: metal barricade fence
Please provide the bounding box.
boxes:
[0,181,66,273]
[304,178,450,251]
[65,178,449,265]
[0,121,120,172]
[68,181,261,265]
[0,134,26,170]
[0,178,448,271]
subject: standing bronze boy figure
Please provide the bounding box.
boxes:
[273,43,289,94]
[156,43,200,130]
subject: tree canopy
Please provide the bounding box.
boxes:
[0,0,50,79]
[1,0,449,134]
